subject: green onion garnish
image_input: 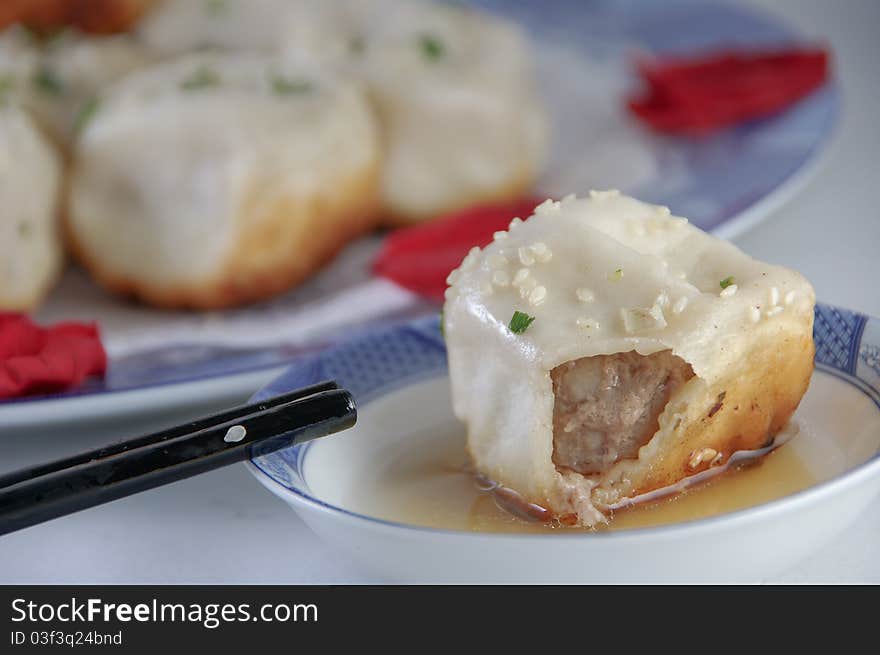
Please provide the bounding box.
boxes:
[720,276,735,289]
[32,67,63,96]
[270,75,313,96]
[419,34,444,61]
[509,311,536,335]
[180,67,221,91]
[204,0,229,16]
[73,96,100,134]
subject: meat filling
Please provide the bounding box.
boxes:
[551,350,694,475]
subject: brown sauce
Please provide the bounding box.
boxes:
[351,430,816,533]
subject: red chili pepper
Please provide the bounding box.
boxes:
[0,313,107,399]
[373,198,542,302]
[628,48,829,134]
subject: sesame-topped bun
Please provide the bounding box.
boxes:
[136,0,323,56]
[443,192,815,526]
[284,0,548,224]
[67,52,382,309]
[0,102,63,310]
[0,26,152,146]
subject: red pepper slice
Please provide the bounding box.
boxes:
[0,313,107,399]
[628,48,829,134]
[373,198,542,302]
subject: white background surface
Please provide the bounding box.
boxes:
[1,0,878,583]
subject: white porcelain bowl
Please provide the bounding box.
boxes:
[248,306,880,582]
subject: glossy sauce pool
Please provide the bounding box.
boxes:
[353,429,817,533]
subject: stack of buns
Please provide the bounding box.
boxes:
[0,0,548,310]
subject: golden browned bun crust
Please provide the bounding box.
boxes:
[378,169,536,227]
[65,163,381,310]
[592,328,815,509]
[0,0,153,35]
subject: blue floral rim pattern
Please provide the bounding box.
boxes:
[250,303,880,502]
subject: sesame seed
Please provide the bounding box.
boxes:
[535,198,559,213]
[493,231,507,241]
[487,254,507,268]
[576,287,595,302]
[621,304,666,334]
[492,270,510,287]
[672,297,689,314]
[656,206,671,216]
[655,291,670,307]
[770,287,780,306]
[720,284,738,298]
[750,306,761,323]
[509,217,523,229]
[530,242,552,262]
[512,268,530,286]
[528,285,547,306]
[785,290,796,305]
[670,218,688,228]
[589,189,620,199]
[518,277,537,297]
[518,247,535,266]
[446,270,460,285]
[766,306,783,317]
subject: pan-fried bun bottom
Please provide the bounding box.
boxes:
[67,163,381,310]
[590,328,815,511]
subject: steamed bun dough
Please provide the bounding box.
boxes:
[444,192,815,527]
[67,52,382,309]
[0,25,152,146]
[0,102,63,310]
[140,0,548,224]
[136,0,323,55]
[308,0,548,224]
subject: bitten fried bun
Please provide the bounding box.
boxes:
[443,192,815,527]
[67,52,382,309]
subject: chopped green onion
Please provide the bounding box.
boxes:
[270,75,313,96]
[419,34,444,61]
[508,310,536,335]
[204,0,229,16]
[0,75,13,105]
[609,268,623,281]
[74,96,100,134]
[180,67,221,91]
[719,276,735,289]
[349,36,366,54]
[32,67,63,96]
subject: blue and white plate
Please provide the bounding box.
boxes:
[2,0,838,428]
[247,304,880,582]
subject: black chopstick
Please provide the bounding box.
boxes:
[0,380,339,490]
[0,381,356,536]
